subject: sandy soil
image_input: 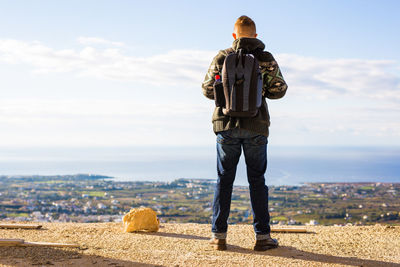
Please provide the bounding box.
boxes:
[0,222,399,266]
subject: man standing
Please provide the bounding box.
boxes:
[202,15,287,251]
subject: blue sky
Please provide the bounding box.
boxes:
[0,0,399,148]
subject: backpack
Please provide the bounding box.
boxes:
[213,48,263,117]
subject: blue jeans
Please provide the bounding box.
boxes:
[211,128,271,240]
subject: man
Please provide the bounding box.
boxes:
[201,15,287,251]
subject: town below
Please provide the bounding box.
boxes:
[0,174,398,226]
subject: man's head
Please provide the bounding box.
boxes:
[233,15,257,39]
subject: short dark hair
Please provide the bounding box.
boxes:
[234,15,256,35]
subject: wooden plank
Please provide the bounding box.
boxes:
[0,239,79,248]
[21,241,80,248]
[271,228,308,233]
[0,224,42,229]
[0,239,24,246]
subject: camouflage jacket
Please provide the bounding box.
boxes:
[202,37,288,136]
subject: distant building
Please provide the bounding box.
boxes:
[306,220,319,226]
[97,203,107,209]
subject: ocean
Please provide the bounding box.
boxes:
[0,146,399,186]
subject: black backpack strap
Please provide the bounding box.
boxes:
[216,48,235,75]
[251,48,263,60]
[224,47,235,55]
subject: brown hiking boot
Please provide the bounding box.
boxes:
[209,238,227,251]
[254,235,279,251]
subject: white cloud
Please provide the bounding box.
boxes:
[0,38,214,85]
[1,38,399,99]
[1,37,400,146]
[0,99,209,118]
[77,37,125,47]
[0,98,213,146]
[276,54,400,100]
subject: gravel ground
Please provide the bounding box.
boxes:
[0,222,399,266]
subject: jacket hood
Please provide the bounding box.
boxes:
[232,38,265,52]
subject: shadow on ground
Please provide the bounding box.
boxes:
[228,245,400,267]
[137,231,209,240]
[141,231,399,267]
[0,246,163,267]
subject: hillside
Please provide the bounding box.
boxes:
[0,222,399,266]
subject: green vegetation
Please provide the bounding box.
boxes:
[359,186,375,192]
[81,191,105,197]
[6,213,29,217]
[272,216,288,221]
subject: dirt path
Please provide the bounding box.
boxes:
[0,222,399,266]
